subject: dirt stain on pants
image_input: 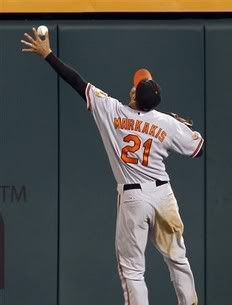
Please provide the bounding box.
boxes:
[151,194,198,305]
[153,198,184,258]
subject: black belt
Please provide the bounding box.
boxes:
[123,180,168,191]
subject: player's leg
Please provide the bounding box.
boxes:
[163,254,198,305]
[116,194,131,305]
[150,191,198,305]
[115,189,153,305]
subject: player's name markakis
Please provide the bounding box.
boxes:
[113,117,167,143]
[0,185,27,203]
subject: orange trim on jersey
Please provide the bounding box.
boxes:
[191,138,204,158]
[85,83,92,111]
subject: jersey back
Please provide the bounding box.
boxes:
[85,83,204,184]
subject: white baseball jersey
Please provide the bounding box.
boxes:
[85,83,204,184]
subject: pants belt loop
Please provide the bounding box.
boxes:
[140,181,157,192]
[117,184,124,194]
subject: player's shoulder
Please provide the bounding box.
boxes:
[151,110,188,135]
[89,83,109,99]
[89,83,122,104]
[152,109,178,124]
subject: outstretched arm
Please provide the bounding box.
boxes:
[45,53,87,101]
[21,27,87,101]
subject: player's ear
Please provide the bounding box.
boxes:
[129,87,136,101]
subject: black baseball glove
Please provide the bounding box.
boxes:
[167,112,193,129]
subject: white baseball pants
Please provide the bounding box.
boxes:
[115,182,198,305]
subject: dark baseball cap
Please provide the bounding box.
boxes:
[136,79,161,111]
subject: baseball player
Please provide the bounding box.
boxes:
[21,28,204,305]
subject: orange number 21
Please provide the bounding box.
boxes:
[121,134,153,167]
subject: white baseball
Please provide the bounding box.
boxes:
[37,25,48,37]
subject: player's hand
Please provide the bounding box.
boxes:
[21,27,52,58]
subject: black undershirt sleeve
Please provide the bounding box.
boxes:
[45,52,87,102]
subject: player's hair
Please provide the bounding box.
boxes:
[135,79,161,111]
